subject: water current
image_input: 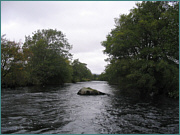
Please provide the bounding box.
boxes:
[1,81,179,134]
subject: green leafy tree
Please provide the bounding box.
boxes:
[102,1,179,98]
[23,29,73,85]
[1,35,29,87]
[92,74,99,80]
[72,59,92,82]
[98,72,108,81]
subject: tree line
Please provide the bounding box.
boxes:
[100,1,179,98]
[1,29,93,88]
[1,1,179,99]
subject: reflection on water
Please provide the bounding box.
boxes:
[1,81,179,134]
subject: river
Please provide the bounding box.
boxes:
[1,81,179,134]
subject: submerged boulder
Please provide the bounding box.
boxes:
[77,87,106,95]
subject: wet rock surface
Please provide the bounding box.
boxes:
[77,87,106,95]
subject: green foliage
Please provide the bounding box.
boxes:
[102,1,179,98]
[23,29,73,85]
[98,72,108,81]
[92,74,99,80]
[1,35,30,87]
[1,29,93,88]
[72,59,92,82]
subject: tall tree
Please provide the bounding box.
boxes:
[102,1,179,98]
[23,29,73,85]
[1,35,29,87]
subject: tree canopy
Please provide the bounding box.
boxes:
[101,1,179,98]
[22,29,73,85]
[72,59,92,82]
[1,35,28,87]
[1,29,92,87]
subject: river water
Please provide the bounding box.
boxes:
[1,81,179,134]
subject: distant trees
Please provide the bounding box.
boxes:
[102,1,179,98]
[72,59,92,82]
[1,29,92,87]
[98,72,108,81]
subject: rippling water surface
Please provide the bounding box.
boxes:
[1,81,179,134]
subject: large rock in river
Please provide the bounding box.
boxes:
[77,87,106,95]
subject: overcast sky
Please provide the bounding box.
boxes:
[1,1,138,74]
